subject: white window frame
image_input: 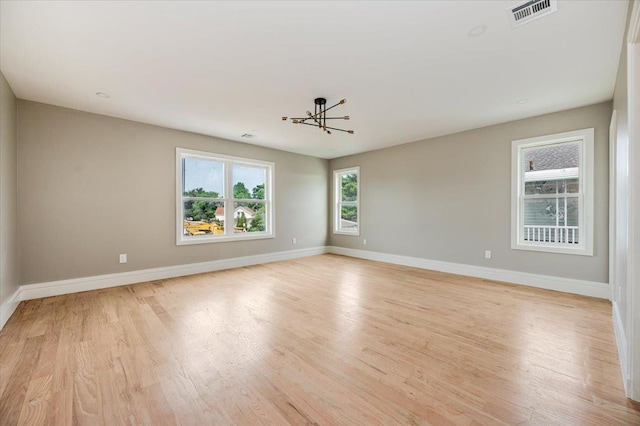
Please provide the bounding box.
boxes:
[176,148,274,245]
[511,128,594,256]
[333,166,360,236]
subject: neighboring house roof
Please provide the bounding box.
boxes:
[214,206,256,217]
[524,144,579,171]
[236,206,256,216]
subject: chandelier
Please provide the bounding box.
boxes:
[282,98,354,135]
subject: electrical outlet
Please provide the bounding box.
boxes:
[363,239,367,245]
[485,250,492,259]
[292,238,296,245]
[119,254,127,264]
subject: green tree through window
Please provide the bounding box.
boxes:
[342,174,357,201]
[184,188,220,221]
[341,174,358,221]
[233,182,251,199]
[334,167,359,234]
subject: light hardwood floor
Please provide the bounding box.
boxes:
[1,254,639,425]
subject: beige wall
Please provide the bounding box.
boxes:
[10,98,615,286]
[330,102,611,283]
[1,72,20,305]
[17,101,328,284]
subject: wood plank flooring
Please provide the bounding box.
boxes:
[1,254,639,425]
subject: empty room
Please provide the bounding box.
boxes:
[1,0,640,424]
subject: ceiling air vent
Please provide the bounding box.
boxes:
[507,0,557,27]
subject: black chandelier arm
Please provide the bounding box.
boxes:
[323,125,354,134]
[321,99,346,115]
[289,116,349,121]
[295,110,323,126]
[296,122,354,134]
[297,122,327,129]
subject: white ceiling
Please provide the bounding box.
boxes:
[0,1,629,159]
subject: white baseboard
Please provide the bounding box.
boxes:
[328,246,610,299]
[2,245,611,331]
[16,246,329,303]
[1,289,21,329]
[613,301,630,396]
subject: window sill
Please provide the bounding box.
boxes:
[511,242,593,256]
[177,233,275,245]
[333,230,360,236]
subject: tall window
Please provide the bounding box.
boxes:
[176,148,274,245]
[334,167,360,235]
[511,128,594,255]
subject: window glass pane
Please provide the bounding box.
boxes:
[566,197,579,226]
[340,205,358,231]
[233,201,266,233]
[524,181,538,195]
[183,201,224,236]
[233,165,266,201]
[183,158,223,198]
[524,178,578,195]
[525,180,558,195]
[341,173,358,202]
[522,197,579,244]
[541,181,558,194]
[521,142,582,246]
[249,203,266,233]
[523,198,560,226]
[523,142,579,172]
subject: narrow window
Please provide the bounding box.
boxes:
[177,148,274,245]
[334,167,360,235]
[511,129,594,255]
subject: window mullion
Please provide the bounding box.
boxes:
[182,197,222,202]
[519,195,525,243]
[225,161,232,236]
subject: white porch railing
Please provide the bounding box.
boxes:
[524,225,579,244]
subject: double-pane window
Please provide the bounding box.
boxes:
[334,167,360,235]
[511,129,593,255]
[177,148,273,245]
